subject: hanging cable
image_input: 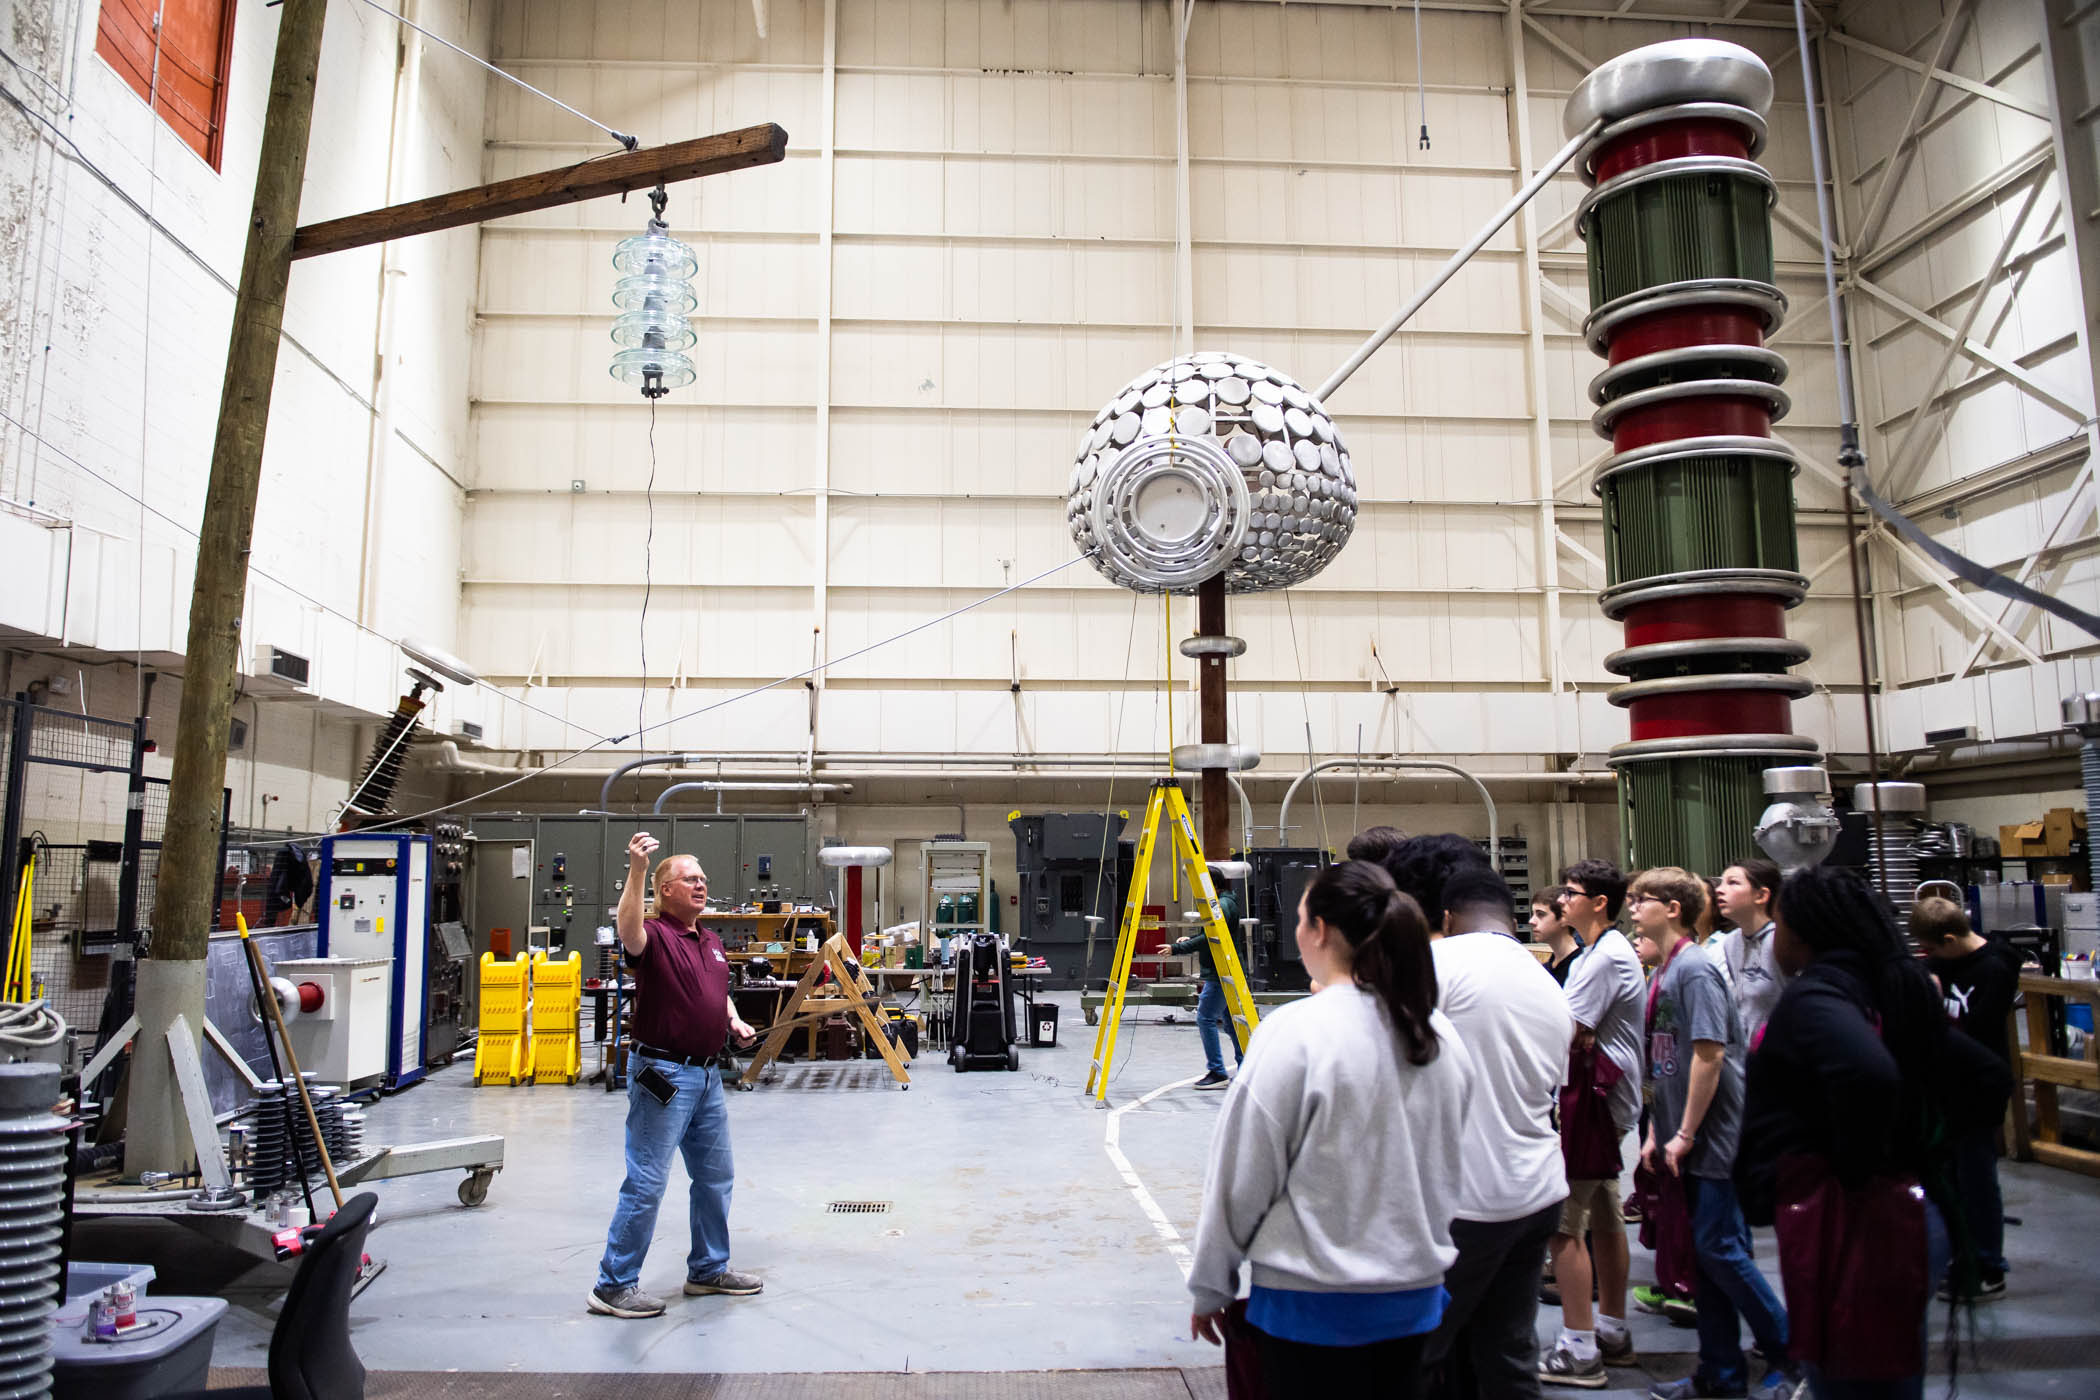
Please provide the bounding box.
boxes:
[1412,0,1430,150]
[636,399,657,809]
[1282,589,1332,854]
[343,0,636,149]
[1091,591,1144,923]
[1092,591,1146,1090]
[0,405,610,747]
[355,555,1090,832]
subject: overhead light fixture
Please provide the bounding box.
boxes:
[401,637,479,688]
[609,185,698,400]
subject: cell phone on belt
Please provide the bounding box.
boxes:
[634,1062,677,1106]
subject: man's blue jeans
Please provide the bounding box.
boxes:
[596,1057,734,1292]
[1684,1174,1789,1387]
[1197,977,1244,1076]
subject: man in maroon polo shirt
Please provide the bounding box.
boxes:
[589,832,762,1319]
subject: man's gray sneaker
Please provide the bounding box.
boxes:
[685,1267,764,1296]
[1599,1329,1638,1367]
[587,1283,665,1318]
[1538,1342,1608,1389]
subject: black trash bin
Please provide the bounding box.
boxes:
[1030,1001,1060,1047]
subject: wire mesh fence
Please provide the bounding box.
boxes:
[2,696,227,1043]
[21,843,121,1030]
[24,707,135,771]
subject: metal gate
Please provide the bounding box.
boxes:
[0,695,226,1034]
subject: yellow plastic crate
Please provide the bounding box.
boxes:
[528,951,582,1086]
[473,952,531,1087]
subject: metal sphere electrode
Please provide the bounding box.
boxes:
[1067,352,1357,595]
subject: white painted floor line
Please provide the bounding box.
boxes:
[1104,1074,1198,1281]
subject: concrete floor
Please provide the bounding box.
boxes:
[77,993,2100,1390]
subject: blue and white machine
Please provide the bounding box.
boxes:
[316,832,432,1090]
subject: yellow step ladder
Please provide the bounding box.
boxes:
[1086,780,1258,1102]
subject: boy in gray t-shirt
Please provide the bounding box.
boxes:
[1645,936,1744,1179]
[1631,868,1794,1400]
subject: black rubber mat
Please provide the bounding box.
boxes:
[208,1369,1224,1398]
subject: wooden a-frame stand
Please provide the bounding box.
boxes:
[740,932,910,1089]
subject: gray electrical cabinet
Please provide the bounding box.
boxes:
[738,815,810,905]
[668,819,740,899]
[534,817,606,949]
[468,813,814,950]
[600,819,672,924]
[1011,812,1129,990]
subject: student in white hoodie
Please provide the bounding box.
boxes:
[1368,836,1574,1400]
[1189,859,1476,1399]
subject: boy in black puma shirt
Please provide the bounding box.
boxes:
[1914,896,2021,1298]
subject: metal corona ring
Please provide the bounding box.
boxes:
[1085,435,1250,592]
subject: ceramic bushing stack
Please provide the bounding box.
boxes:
[1567,41,1820,875]
[0,1063,65,1400]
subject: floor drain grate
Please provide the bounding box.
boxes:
[827,1200,891,1214]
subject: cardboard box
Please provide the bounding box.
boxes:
[2001,822,2049,858]
[2043,807,2088,858]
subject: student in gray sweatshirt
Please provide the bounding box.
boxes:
[1189,860,1476,1399]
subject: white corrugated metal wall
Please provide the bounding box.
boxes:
[461,0,1872,803]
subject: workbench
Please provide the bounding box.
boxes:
[707,910,834,950]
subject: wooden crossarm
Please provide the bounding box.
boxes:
[293,123,790,259]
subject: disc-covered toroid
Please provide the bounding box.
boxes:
[1068,352,1357,594]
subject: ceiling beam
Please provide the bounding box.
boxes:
[1955,462,2096,677]
[1851,0,1973,255]
[1850,274,2087,423]
[1857,140,2054,274]
[1871,532,2047,667]
[1824,31,2050,122]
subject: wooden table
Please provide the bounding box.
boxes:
[2009,972,2100,1178]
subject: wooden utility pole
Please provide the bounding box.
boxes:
[1197,576,1230,860]
[126,2,788,1175]
[129,0,331,1177]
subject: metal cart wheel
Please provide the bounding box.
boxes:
[458,1169,496,1207]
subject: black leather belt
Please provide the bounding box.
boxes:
[634,1042,717,1067]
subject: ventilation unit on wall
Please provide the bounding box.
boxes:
[455,720,484,742]
[248,644,313,696]
[1924,724,1979,747]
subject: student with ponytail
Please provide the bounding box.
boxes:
[1188,860,1476,1398]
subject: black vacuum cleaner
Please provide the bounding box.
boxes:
[948,932,1020,1072]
